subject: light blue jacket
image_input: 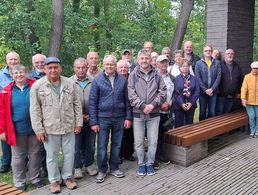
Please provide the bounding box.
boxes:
[0,67,12,90]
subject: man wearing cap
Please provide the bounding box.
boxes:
[155,55,175,168]
[241,61,258,138]
[128,49,166,176]
[217,49,243,115]
[28,54,46,80]
[30,57,83,193]
[0,51,20,173]
[121,49,137,73]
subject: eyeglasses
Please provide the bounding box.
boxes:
[204,50,212,52]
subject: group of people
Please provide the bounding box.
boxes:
[0,40,257,194]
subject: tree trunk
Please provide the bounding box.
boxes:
[27,0,41,53]
[171,0,194,52]
[48,0,64,57]
[94,0,101,50]
[104,0,112,51]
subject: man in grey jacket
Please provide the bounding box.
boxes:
[128,49,166,176]
[70,57,97,179]
[30,57,83,194]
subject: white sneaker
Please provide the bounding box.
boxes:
[86,165,98,176]
[74,168,83,179]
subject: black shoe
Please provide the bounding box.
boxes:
[154,161,160,170]
[118,157,123,164]
[0,165,10,173]
[158,157,171,165]
[125,155,135,161]
[17,185,26,192]
[40,167,48,177]
[33,180,44,188]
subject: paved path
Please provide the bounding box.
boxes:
[30,131,258,195]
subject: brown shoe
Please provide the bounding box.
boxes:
[50,181,61,194]
[64,178,77,190]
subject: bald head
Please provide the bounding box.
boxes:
[87,51,99,69]
[183,41,193,55]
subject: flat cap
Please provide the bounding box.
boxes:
[44,57,60,65]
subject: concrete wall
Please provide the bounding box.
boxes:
[207,0,255,74]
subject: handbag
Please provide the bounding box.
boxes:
[162,116,174,130]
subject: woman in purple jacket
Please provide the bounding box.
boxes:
[174,59,200,127]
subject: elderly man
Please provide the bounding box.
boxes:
[70,58,97,179]
[161,47,173,67]
[89,55,132,183]
[144,41,154,52]
[128,49,166,176]
[86,51,102,79]
[217,49,243,115]
[195,44,221,120]
[30,57,83,194]
[28,54,46,80]
[0,65,43,191]
[121,49,137,73]
[116,60,135,163]
[183,41,200,72]
[0,51,20,173]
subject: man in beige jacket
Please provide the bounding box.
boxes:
[30,57,83,194]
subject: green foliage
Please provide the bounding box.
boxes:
[0,0,207,76]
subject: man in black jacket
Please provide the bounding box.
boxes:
[217,49,243,115]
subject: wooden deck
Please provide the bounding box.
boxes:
[30,130,258,195]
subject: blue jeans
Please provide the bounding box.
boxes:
[246,105,258,135]
[199,94,217,121]
[97,117,124,173]
[216,96,234,115]
[133,116,160,166]
[1,141,11,167]
[74,122,96,168]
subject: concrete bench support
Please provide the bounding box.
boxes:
[164,141,208,167]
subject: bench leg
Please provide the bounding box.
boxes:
[164,141,208,167]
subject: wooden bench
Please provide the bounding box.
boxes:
[164,109,249,167]
[0,182,27,195]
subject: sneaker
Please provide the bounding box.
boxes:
[250,133,256,138]
[50,181,61,194]
[17,185,26,192]
[96,172,106,183]
[158,157,171,165]
[74,168,83,179]
[86,165,98,176]
[146,165,155,176]
[33,180,44,188]
[154,161,160,170]
[63,178,77,190]
[137,165,146,176]
[110,169,125,178]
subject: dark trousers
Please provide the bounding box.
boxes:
[174,108,196,128]
[156,113,170,160]
[1,141,11,167]
[120,126,134,158]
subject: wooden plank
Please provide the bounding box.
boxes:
[0,182,27,195]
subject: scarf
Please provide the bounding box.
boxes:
[182,74,191,102]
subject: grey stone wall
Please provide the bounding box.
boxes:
[207,0,255,74]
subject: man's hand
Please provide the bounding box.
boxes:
[36,132,47,142]
[91,125,100,133]
[241,99,247,107]
[74,126,81,134]
[124,120,132,129]
[205,88,213,96]
[143,104,154,114]
[160,102,170,112]
[83,114,89,122]
[0,133,6,141]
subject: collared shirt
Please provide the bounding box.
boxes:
[0,67,12,89]
[105,72,115,88]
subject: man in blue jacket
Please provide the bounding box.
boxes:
[89,55,132,183]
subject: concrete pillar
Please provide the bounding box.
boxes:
[207,0,255,74]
